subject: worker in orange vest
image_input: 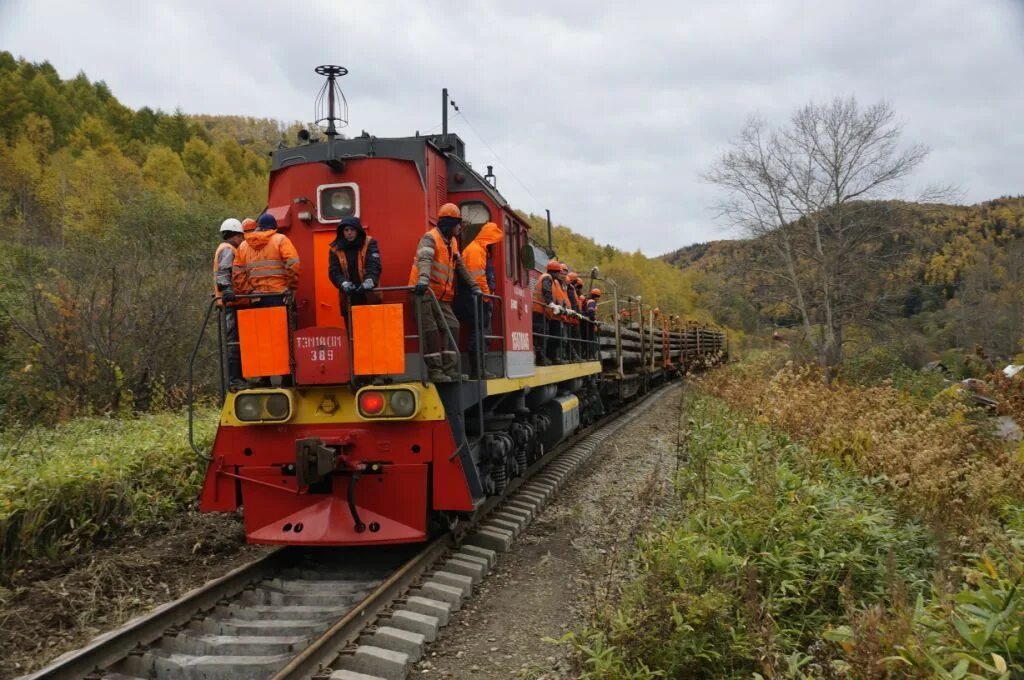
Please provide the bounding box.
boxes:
[214,218,245,389]
[232,213,300,307]
[409,203,480,382]
[584,288,601,359]
[553,264,576,361]
[329,216,382,318]
[456,221,503,379]
[533,259,565,365]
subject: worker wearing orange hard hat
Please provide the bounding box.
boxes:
[455,220,503,379]
[532,259,565,365]
[409,202,480,382]
[559,266,581,361]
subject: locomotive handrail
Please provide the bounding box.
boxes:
[187,296,219,460]
[189,292,296,460]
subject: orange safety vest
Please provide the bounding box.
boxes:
[553,279,570,306]
[333,236,374,282]
[556,281,578,325]
[461,222,502,295]
[533,272,553,315]
[408,228,460,302]
[212,241,235,298]
[233,229,300,294]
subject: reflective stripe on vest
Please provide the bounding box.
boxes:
[533,273,552,314]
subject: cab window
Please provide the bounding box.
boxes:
[317,183,359,222]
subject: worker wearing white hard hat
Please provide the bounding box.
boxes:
[214,218,246,388]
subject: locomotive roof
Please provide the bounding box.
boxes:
[270,132,509,209]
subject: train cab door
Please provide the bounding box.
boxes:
[501,215,534,377]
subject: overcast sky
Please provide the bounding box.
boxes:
[2,0,1023,254]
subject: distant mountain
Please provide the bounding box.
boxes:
[663,197,1024,360]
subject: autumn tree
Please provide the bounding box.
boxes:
[706,97,931,382]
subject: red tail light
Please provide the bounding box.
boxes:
[358,390,386,415]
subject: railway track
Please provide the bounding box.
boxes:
[24,382,674,680]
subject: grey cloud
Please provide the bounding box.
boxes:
[2,0,1022,253]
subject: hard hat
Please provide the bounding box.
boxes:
[568,272,580,282]
[546,260,562,273]
[241,218,257,232]
[438,203,460,219]
[590,288,602,297]
[257,213,278,230]
[219,218,243,235]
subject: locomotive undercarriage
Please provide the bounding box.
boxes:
[462,376,604,501]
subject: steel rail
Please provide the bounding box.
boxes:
[22,548,289,680]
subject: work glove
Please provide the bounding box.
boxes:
[341,281,356,294]
[362,278,375,291]
[413,282,429,296]
[220,288,237,303]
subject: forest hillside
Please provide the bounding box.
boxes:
[0,53,710,424]
[666,197,1024,373]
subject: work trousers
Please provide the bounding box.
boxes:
[223,307,241,381]
[533,312,563,362]
[416,296,459,356]
[461,300,491,357]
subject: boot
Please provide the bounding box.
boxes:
[425,353,450,383]
[471,353,498,379]
[442,351,468,381]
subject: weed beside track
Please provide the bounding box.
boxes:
[0,408,218,579]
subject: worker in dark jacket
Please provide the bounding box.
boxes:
[584,288,601,358]
[329,216,382,317]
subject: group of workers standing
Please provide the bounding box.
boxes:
[531,259,601,365]
[212,202,603,387]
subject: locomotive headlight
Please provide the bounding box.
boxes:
[235,395,263,421]
[389,389,416,417]
[265,394,291,420]
[233,391,292,423]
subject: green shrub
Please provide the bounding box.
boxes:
[570,392,936,678]
[0,408,217,578]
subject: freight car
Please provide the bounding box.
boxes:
[194,66,726,547]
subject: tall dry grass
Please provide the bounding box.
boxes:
[701,357,1024,544]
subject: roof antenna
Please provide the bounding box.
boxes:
[314,65,349,138]
[484,165,496,187]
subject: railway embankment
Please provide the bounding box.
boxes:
[568,359,1024,678]
[0,409,267,679]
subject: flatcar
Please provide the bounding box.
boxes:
[196,66,726,546]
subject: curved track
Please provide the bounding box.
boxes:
[23,382,676,680]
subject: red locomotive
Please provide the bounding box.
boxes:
[197,66,725,546]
